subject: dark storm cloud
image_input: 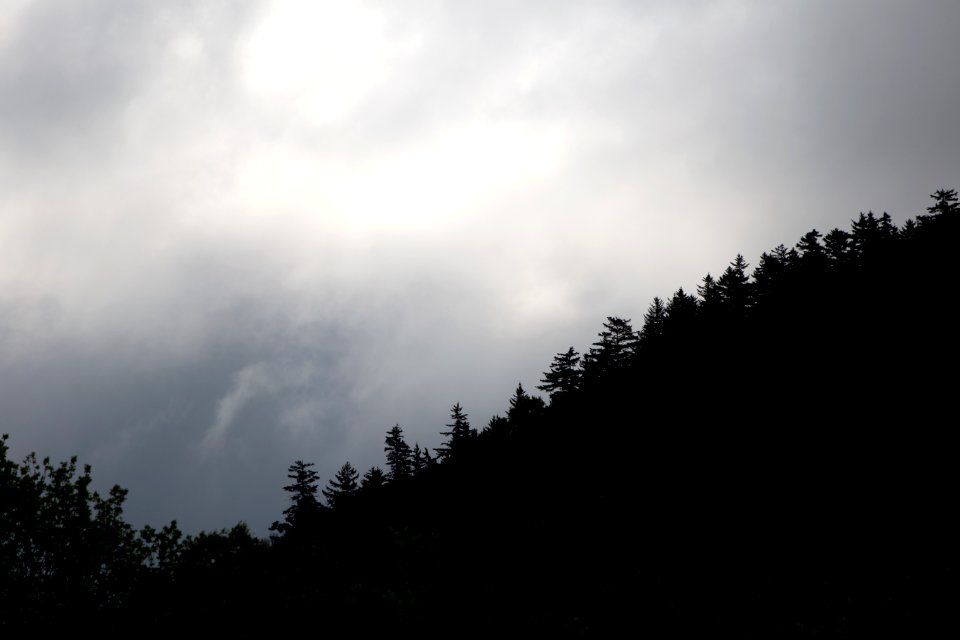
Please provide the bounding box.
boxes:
[1,0,958,533]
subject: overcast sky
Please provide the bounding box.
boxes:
[1,0,958,534]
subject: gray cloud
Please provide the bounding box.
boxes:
[1,0,958,533]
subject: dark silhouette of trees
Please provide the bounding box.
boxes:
[716,253,752,314]
[270,460,322,540]
[639,297,667,345]
[5,187,959,635]
[664,287,698,337]
[505,383,545,425]
[537,347,582,401]
[384,425,413,481]
[322,462,359,508]
[361,466,387,492]
[436,402,474,461]
[823,228,850,263]
[582,316,637,379]
[697,272,722,317]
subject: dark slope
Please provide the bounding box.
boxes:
[3,190,957,635]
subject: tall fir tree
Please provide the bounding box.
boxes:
[384,425,413,481]
[716,254,752,314]
[322,462,359,509]
[436,403,474,461]
[537,347,582,401]
[582,316,637,377]
[270,460,322,539]
[639,297,667,346]
[926,188,958,217]
[360,466,386,492]
[664,287,699,336]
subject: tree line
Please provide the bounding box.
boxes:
[2,189,957,634]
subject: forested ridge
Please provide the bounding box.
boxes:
[3,190,957,635]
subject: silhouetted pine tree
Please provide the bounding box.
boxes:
[716,254,752,315]
[270,460,322,540]
[664,287,698,337]
[436,403,474,462]
[505,383,545,426]
[582,316,637,379]
[360,466,386,492]
[412,443,425,474]
[752,245,795,305]
[795,229,826,263]
[384,425,413,481]
[850,211,881,257]
[639,297,667,346]
[697,273,722,317]
[322,462,359,509]
[925,188,958,218]
[823,228,851,263]
[537,348,582,401]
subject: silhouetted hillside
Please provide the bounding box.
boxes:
[3,189,957,635]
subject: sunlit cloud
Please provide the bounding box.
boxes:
[1,0,957,533]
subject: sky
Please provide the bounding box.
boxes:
[1,0,958,534]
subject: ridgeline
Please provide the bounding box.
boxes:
[3,189,957,635]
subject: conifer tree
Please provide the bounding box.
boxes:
[436,403,474,461]
[926,188,958,217]
[697,273,722,316]
[752,245,795,303]
[506,383,545,425]
[537,348,582,400]
[664,288,699,337]
[823,228,851,263]
[850,211,881,256]
[322,461,359,508]
[270,460,322,538]
[582,316,637,376]
[412,443,425,474]
[639,297,667,346]
[795,230,825,260]
[360,466,386,492]
[716,254,752,313]
[384,425,413,481]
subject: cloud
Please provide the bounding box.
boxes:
[1,0,958,533]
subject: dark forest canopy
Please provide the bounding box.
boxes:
[2,189,957,634]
